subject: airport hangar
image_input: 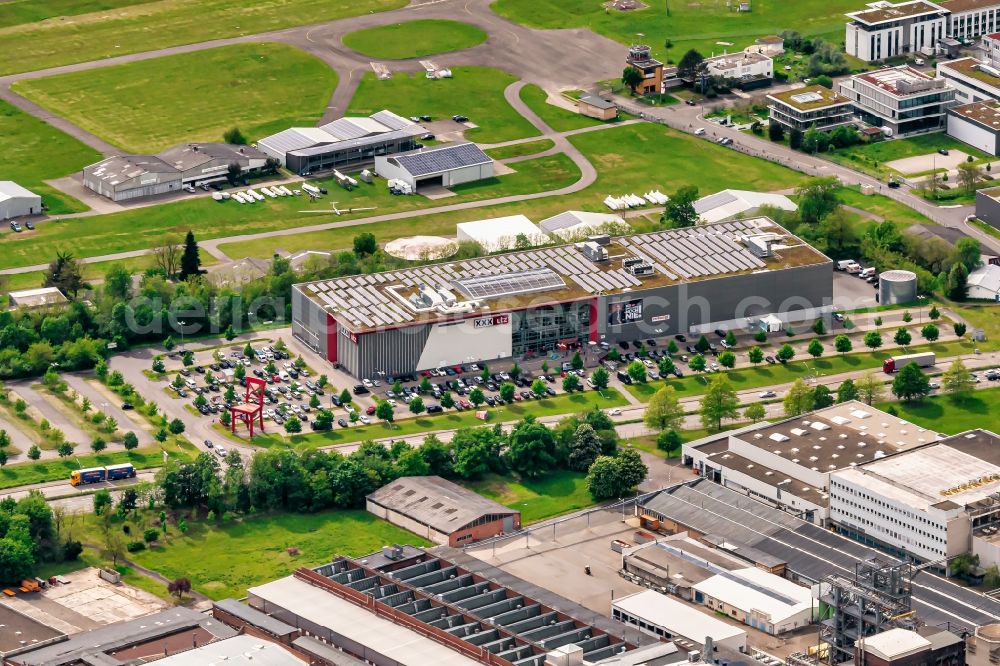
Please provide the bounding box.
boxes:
[291,217,833,380]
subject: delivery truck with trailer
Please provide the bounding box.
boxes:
[883,352,935,374]
[70,463,136,486]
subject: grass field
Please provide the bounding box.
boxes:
[880,387,1000,435]
[128,511,429,599]
[348,68,540,144]
[216,122,806,261]
[492,0,863,63]
[835,185,939,227]
[569,121,805,197]
[0,0,156,30]
[0,99,99,213]
[0,0,405,76]
[0,153,577,270]
[342,19,487,59]
[465,470,592,523]
[519,84,605,132]
[14,43,337,153]
[827,134,992,179]
[242,389,630,449]
[485,138,556,160]
[623,340,978,401]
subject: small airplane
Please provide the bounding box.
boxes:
[298,201,376,216]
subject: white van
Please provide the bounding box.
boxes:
[859,267,876,278]
[836,259,856,271]
[845,263,862,274]
[279,370,290,382]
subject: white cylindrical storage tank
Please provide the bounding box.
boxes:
[879,269,917,305]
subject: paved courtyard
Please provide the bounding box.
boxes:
[886,150,970,175]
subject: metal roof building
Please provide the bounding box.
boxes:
[153,635,306,666]
[691,567,813,635]
[366,475,520,546]
[291,217,832,379]
[82,143,268,201]
[8,607,237,666]
[0,181,42,220]
[258,110,425,175]
[7,287,69,309]
[248,548,663,666]
[375,142,494,190]
[612,590,747,651]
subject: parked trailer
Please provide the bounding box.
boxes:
[106,463,137,481]
[302,183,322,197]
[883,352,935,374]
[70,463,136,485]
[70,467,106,486]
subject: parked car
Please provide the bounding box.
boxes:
[674,334,686,342]
[759,391,776,399]
[452,114,469,122]
[24,221,34,230]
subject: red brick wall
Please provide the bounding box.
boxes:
[448,515,521,547]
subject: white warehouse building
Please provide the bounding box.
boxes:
[375,142,493,191]
[692,567,814,635]
[0,181,42,220]
[455,214,546,252]
[612,590,748,652]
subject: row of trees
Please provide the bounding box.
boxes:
[156,408,641,516]
[764,177,984,299]
[0,492,80,584]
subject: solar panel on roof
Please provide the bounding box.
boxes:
[453,268,565,300]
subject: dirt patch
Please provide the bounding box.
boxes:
[603,0,648,10]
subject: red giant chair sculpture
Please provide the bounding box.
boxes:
[230,376,266,438]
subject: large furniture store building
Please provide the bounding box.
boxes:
[291,218,832,379]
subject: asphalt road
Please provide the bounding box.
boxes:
[617,96,1000,256]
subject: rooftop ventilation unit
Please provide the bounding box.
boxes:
[581,241,609,262]
[588,234,611,246]
[627,262,654,277]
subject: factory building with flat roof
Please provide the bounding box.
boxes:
[682,402,941,526]
[291,217,833,379]
[830,428,1000,568]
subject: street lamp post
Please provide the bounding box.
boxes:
[177,320,187,349]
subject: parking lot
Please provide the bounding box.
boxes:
[3,568,166,636]
[832,269,878,310]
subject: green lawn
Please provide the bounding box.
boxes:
[519,84,605,132]
[244,389,630,450]
[14,43,337,153]
[348,68,540,144]
[0,440,196,490]
[836,185,938,227]
[827,134,992,179]
[0,0,157,30]
[0,99,98,214]
[880,387,1000,435]
[623,340,978,401]
[342,19,487,59]
[569,121,805,196]
[465,470,593,523]
[219,122,807,263]
[485,138,556,160]
[2,253,206,293]
[492,0,862,63]
[0,0,405,76]
[971,219,1000,241]
[128,510,430,599]
[0,152,577,270]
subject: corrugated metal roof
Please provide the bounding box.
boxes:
[367,475,517,535]
[392,142,492,177]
